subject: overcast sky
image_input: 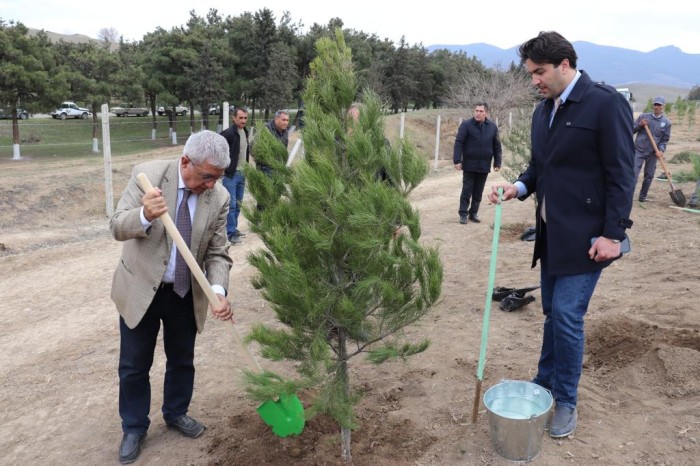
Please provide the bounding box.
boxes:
[3,0,699,54]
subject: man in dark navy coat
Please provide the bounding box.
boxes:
[489,31,635,438]
[453,102,502,224]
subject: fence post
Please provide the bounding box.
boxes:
[287,138,303,167]
[433,114,441,170]
[222,102,230,131]
[101,103,114,218]
[171,122,177,145]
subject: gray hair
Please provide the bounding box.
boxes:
[183,130,230,169]
[274,110,289,119]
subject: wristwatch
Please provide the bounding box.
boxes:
[611,239,621,243]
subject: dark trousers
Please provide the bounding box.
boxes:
[458,171,488,216]
[118,285,197,434]
[634,152,657,200]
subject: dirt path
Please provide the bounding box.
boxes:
[1,124,699,465]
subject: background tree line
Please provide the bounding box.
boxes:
[1,9,494,123]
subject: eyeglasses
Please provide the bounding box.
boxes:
[187,157,224,182]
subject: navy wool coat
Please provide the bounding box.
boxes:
[517,71,635,276]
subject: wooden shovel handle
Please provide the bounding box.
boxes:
[136,173,263,374]
[643,125,678,191]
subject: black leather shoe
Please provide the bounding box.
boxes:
[166,415,205,438]
[459,215,468,224]
[468,214,481,223]
[119,433,146,464]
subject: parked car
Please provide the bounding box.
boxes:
[112,104,149,117]
[208,104,235,115]
[157,105,188,116]
[50,102,90,120]
[0,108,29,120]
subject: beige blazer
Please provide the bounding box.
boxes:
[110,159,232,332]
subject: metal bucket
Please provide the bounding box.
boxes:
[483,380,553,462]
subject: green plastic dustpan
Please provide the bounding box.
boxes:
[257,393,306,437]
[225,321,305,437]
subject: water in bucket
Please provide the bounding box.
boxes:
[483,380,553,462]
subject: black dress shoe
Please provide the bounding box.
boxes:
[468,214,481,223]
[166,414,205,438]
[119,433,146,464]
[459,215,468,224]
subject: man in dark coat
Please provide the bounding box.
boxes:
[488,31,635,438]
[453,102,502,224]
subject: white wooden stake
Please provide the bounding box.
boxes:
[101,103,114,218]
[433,114,441,170]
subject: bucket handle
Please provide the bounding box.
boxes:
[498,379,554,422]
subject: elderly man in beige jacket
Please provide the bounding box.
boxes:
[110,130,233,464]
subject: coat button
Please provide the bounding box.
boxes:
[163,260,168,265]
[153,286,157,292]
[566,122,572,126]
[586,198,591,203]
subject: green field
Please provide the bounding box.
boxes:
[0,115,224,159]
[0,111,299,160]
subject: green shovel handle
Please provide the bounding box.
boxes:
[476,188,503,380]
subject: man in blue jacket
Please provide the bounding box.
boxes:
[489,31,635,438]
[453,102,502,224]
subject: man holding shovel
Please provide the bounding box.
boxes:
[110,130,233,463]
[489,31,635,438]
[633,96,672,202]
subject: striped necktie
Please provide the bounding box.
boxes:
[174,189,192,298]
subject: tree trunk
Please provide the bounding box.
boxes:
[341,426,352,463]
[338,329,352,463]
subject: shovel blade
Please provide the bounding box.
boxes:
[256,393,305,437]
[670,189,687,207]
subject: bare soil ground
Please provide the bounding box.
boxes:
[1,113,699,465]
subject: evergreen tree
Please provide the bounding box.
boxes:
[184,10,231,128]
[251,8,278,119]
[257,42,298,113]
[384,37,415,113]
[242,29,442,463]
[0,20,67,159]
[224,12,259,111]
[54,41,120,145]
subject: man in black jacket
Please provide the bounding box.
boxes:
[220,108,250,244]
[453,102,502,224]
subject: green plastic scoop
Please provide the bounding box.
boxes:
[225,320,305,437]
[137,173,305,437]
[256,393,305,437]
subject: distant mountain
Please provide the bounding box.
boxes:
[427,42,700,89]
[28,28,99,45]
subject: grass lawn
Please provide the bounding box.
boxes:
[0,110,301,160]
[0,115,225,160]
